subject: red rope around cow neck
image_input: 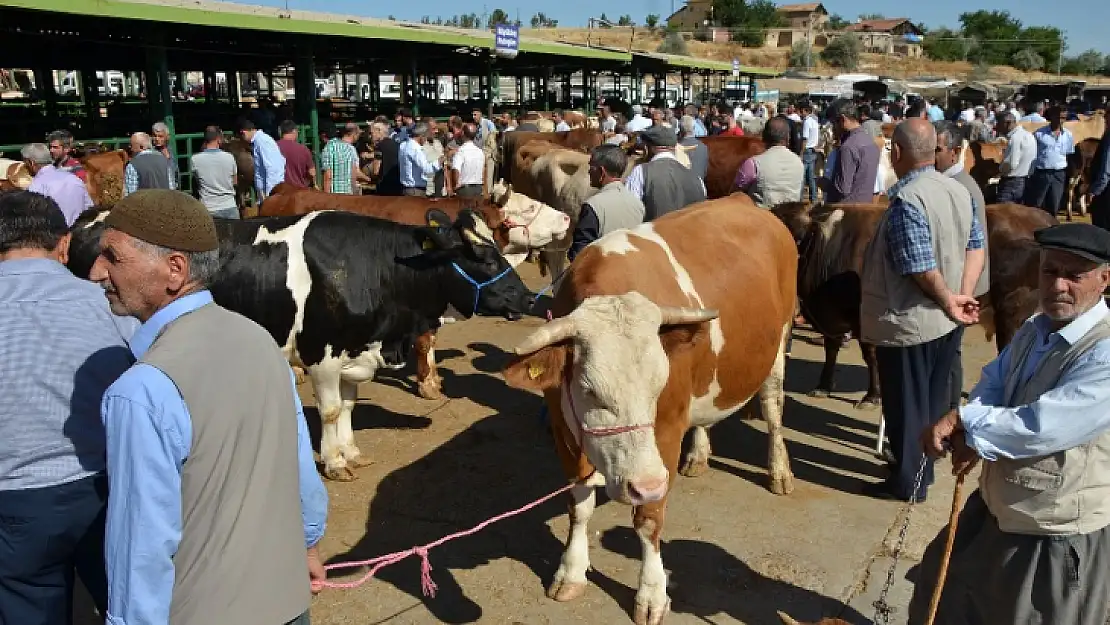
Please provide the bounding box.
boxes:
[314,481,576,594]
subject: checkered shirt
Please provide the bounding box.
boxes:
[886,166,985,276]
[321,138,358,194]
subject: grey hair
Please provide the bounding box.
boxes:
[21,143,53,165]
[679,115,696,134]
[933,120,963,149]
[151,122,170,134]
[45,129,74,147]
[131,238,221,286]
[411,122,429,138]
[131,132,152,150]
[893,120,937,162]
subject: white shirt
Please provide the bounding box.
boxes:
[555,121,571,132]
[624,151,707,200]
[600,116,616,133]
[788,113,802,123]
[1002,126,1038,178]
[451,141,485,186]
[802,115,820,149]
[960,108,976,123]
[881,112,893,123]
[625,114,652,133]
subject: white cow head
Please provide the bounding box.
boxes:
[492,181,571,266]
[504,291,718,505]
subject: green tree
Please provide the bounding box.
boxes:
[789,40,813,68]
[820,34,861,70]
[1011,48,1045,71]
[657,30,689,55]
[858,13,885,21]
[1072,49,1104,74]
[923,27,979,62]
[645,14,660,29]
[712,0,784,47]
[618,15,634,26]
[529,12,557,27]
[958,10,1022,64]
[487,8,509,29]
[1019,25,1064,67]
[599,12,612,27]
[826,14,849,30]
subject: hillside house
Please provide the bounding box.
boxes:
[844,18,924,57]
[667,1,833,47]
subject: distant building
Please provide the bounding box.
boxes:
[667,1,833,48]
[844,18,924,57]
[666,0,713,31]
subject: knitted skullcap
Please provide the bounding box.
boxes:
[104,189,218,252]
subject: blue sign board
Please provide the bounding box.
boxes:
[495,23,520,58]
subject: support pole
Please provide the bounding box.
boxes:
[295,49,321,185]
[79,68,98,132]
[542,67,551,111]
[33,67,58,121]
[410,56,420,117]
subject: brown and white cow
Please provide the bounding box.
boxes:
[0,158,31,191]
[699,135,765,199]
[771,201,1055,405]
[81,149,129,207]
[503,194,796,625]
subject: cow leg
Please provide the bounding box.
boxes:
[547,483,595,602]
[678,426,711,477]
[338,379,371,469]
[310,362,355,481]
[761,324,795,495]
[543,249,567,282]
[857,341,883,409]
[807,335,845,398]
[632,503,670,625]
[415,331,443,400]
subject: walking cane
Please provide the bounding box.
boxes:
[924,471,966,625]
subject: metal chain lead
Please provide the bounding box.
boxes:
[873,453,929,625]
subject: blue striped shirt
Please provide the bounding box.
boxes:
[0,258,137,490]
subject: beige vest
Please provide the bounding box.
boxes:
[141,303,309,625]
[586,181,646,237]
[751,146,804,208]
[981,315,1110,536]
[860,169,973,346]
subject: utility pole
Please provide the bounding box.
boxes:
[806,19,813,69]
[1057,36,1064,76]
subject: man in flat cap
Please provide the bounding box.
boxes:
[89,190,328,625]
[915,222,1110,625]
[625,125,707,221]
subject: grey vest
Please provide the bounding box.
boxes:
[951,168,991,297]
[750,146,805,208]
[860,169,972,346]
[981,315,1110,535]
[679,137,709,181]
[131,150,172,190]
[587,181,646,236]
[641,156,707,221]
[141,303,309,625]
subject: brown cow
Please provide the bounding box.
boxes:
[1066,138,1102,218]
[499,128,602,186]
[772,201,1055,406]
[504,194,796,625]
[778,614,851,625]
[225,137,255,211]
[698,135,765,199]
[81,150,129,207]
[0,158,31,192]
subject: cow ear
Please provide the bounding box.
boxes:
[425,208,452,229]
[413,226,460,252]
[658,322,708,358]
[503,345,568,391]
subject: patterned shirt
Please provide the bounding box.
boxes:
[124,149,178,195]
[885,165,985,276]
[320,138,358,194]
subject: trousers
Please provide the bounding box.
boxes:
[995,175,1027,204]
[0,474,109,625]
[1025,168,1068,213]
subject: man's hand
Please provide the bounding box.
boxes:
[943,292,981,325]
[921,409,962,459]
[307,545,326,594]
[949,432,980,477]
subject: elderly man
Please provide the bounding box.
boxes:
[678,115,709,182]
[151,122,180,189]
[398,121,441,196]
[822,99,881,204]
[238,118,286,202]
[734,117,804,208]
[449,123,485,200]
[1020,100,1048,123]
[189,126,238,219]
[1026,106,1076,214]
[915,222,1110,625]
[625,125,707,220]
[471,108,498,191]
[23,143,93,226]
[321,123,363,195]
[968,107,993,142]
[569,145,645,261]
[90,190,328,625]
[995,111,1037,204]
[45,129,87,183]
[369,121,402,196]
[0,191,135,625]
[124,132,176,196]
[860,118,985,503]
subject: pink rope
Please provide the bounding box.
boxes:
[314,481,577,594]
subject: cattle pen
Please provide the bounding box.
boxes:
[0,0,778,193]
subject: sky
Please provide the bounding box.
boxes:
[235,0,1108,55]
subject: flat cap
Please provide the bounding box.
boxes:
[104,189,219,252]
[639,124,677,148]
[1034,223,1110,264]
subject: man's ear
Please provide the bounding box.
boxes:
[54,232,72,265]
[503,345,568,391]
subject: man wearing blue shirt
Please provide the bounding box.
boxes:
[1025,106,1075,215]
[918,222,1110,625]
[0,191,136,625]
[88,190,328,625]
[238,118,286,202]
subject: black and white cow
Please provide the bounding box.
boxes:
[70,208,534,480]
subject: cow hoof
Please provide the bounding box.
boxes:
[325,466,358,482]
[855,396,882,410]
[633,595,671,625]
[679,459,709,478]
[769,472,795,495]
[346,455,373,469]
[546,579,586,602]
[807,388,831,398]
[417,379,444,400]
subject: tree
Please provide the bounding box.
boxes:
[858,13,885,21]
[1062,50,1105,75]
[789,40,813,68]
[922,27,978,62]
[530,12,557,28]
[387,15,396,20]
[711,0,784,47]
[487,8,509,29]
[617,15,634,26]
[599,12,612,27]
[657,30,689,55]
[820,34,861,70]
[1019,25,1064,67]
[1011,48,1045,71]
[826,14,849,30]
[645,14,660,29]
[958,10,1022,64]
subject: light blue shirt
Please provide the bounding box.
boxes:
[1032,126,1075,171]
[475,117,497,144]
[251,130,287,197]
[398,138,440,188]
[1021,112,1047,123]
[101,291,327,625]
[693,118,708,137]
[927,104,945,122]
[961,299,1110,461]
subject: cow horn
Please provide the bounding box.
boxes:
[658,306,719,325]
[776,612,801,625]
[514,317,577,355]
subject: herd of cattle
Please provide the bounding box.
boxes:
[2,114,1104,625]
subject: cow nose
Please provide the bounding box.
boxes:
[627,475,669,505]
